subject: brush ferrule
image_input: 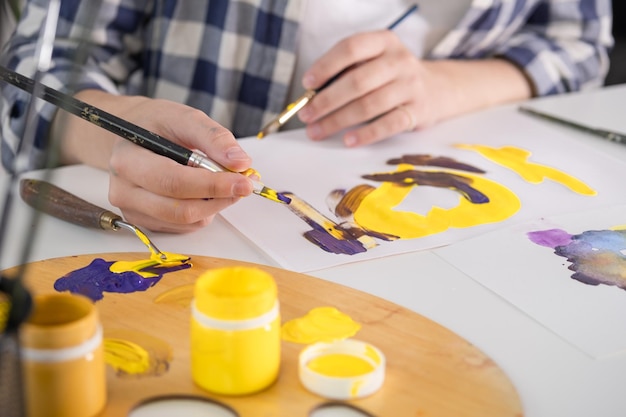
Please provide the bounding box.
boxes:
[188,152,227,173]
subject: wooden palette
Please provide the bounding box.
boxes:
[3,253,523,417]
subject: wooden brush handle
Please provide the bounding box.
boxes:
[19,179,121,230]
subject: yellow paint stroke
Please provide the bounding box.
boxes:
[456,144,596,195]
[153,283,194,307]
[354,171,520,239]
[282,307,361,344]
[308,353,374,377]
[104,338,151,375]
[109,251,191,278]
[104,329,172,377]
[611,224,626,231]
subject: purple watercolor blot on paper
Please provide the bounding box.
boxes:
[528,228,626,290]
[54,258,191,301]
[527,228,573,247]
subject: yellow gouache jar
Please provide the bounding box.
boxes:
[20,293,106,417]
[191,266,280,395]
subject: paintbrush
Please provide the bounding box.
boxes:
[257,3,419,139]
[519,106,626,145]
[0,65,291,205]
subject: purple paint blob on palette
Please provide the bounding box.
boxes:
[54,258,191,301]
[528,228,626,290]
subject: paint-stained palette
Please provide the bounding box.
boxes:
[3,253,523,417]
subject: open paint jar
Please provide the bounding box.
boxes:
[20,293,106,417]
[299,339,385,400]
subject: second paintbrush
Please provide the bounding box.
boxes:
[0,65,290,205]
[257,4,419,138]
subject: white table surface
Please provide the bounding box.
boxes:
[2,84,626,417]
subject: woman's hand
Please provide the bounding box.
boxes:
[54,91,255,233]
[298,30,532,147]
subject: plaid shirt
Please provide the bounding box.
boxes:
[0,0,613,172]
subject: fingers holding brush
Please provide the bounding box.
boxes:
[108,139,250,233]
[53,89,258,233]
[299,30,438,146]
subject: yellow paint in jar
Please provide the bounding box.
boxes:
[307,353,375,377]
[299,339,386,400]
[191,266,280,395]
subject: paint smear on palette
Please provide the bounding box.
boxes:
[457,144,596,195]
[104,328,172,377]
[153,283,194,308]
[54,256,192,301]
[528,228,626,290]
[282,306,361,344]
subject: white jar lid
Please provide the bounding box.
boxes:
[298,339,385,400]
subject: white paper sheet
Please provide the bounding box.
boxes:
[434,205,626,358]
[220,105,626,273]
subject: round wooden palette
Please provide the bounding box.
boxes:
[3,253,523,416]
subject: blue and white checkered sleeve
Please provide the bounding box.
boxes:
[495,0,613,96]
[0,0,147,173]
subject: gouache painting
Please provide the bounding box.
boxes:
[434,204,626,358]
[221,108,626,272]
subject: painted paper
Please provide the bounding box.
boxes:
[221,108,626,272]
[434,205,626,358]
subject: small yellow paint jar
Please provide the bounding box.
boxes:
[191,266,280,395]
[20,293,106,417]
[299,339,385,400]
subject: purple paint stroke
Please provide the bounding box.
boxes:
[277,192,292,204]
[527,228,573,248]
[303,229,367,255]
[362,170,489,204]
[282,192,373,255]
[54,258,191,301]
[386,155,486,173]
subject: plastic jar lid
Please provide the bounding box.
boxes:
[299,339,385,400]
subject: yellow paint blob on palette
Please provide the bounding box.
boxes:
[281,306,361,344]
[110,251,191,278]
[104,338,151,375]
[103,328,172,377]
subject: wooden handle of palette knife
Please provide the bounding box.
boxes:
[19,178,121,230]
